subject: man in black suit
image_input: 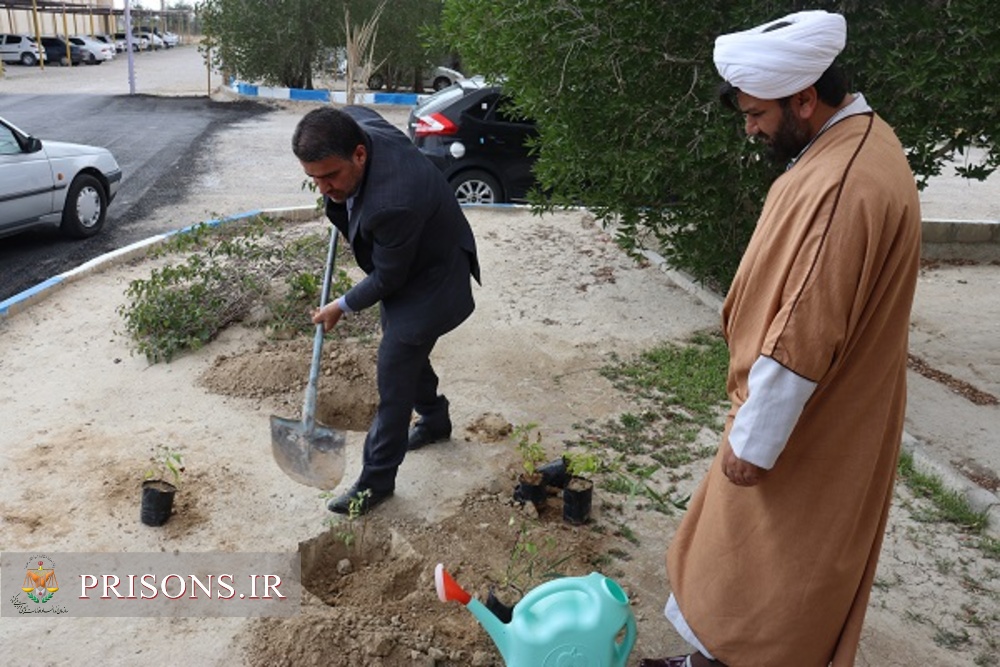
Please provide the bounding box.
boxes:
[292,106,480,515]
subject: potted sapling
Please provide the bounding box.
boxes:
[513,423,548,508]
[562,451,599,525]
[141,446,184,526]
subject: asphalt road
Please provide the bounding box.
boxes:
[0,93,273,300]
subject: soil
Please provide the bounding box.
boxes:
[1,48,998,666]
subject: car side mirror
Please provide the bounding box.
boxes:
[26,137,43,153]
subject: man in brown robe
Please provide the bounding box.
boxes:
[640,10,922,667]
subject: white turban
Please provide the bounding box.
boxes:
[714,10,847,100]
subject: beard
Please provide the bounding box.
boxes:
[760,103,811,165]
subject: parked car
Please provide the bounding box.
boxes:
[407,79,539,204]
[133,30,164,50]
[114,32,148,51]
[368,65,464,92]
[0,116,122,240]
[91,33,124,53]
[39,36,85,67]
[152,28,179,48]
[0,33,46,66]
[70,35,115,64]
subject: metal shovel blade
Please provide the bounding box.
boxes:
[270,415,346,490]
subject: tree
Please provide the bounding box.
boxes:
[199,0,346,89]
[441,0,1000,290]
[354,0,446,90]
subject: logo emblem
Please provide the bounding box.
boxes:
[22,557,58,604]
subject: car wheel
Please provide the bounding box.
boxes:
[20,52,37,66]
[86,52,97,65]
[451,170,503,205]
[60,174,108,239]
[432,76,451,91]
[367,73,385,90]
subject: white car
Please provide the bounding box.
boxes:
[0,33,46,66]
[0,116,122,239]
[70,35,115,64]
[155,30,179,48]
[134,31,164,50]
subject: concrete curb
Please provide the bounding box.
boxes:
[640,247,1000,539]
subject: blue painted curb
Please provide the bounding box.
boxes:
[0,203,527,320]
[0,209,262,320]
[230,79,419,106]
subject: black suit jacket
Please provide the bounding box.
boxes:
[325,106,480,345]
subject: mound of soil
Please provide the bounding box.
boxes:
[200,337,380,432]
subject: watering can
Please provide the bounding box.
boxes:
[435,563,637,667]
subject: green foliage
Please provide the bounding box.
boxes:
[497,516,573,596]
[513,423,547,475]
[144,446,185,487]
[441,0,1000,289]
[199,0,344,89]
[117,217,362,363]
[564,450,600,478]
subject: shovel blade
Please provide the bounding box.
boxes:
[269,415,347,490]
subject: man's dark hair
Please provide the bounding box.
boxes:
[717,64,849,111]
[292,107,366,162]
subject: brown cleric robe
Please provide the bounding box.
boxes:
[667,111,921,666]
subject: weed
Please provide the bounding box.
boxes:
[933,626,970,650]
[496,517,573,597]
[513,423,547,476]
[323,489,371,550]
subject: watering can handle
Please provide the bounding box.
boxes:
[517,572,604,610]
[616,614,638,662]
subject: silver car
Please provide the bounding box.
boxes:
[0,116,122,239]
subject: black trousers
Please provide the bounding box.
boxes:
[357,327,449,492]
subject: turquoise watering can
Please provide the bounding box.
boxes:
[435,563,637,667]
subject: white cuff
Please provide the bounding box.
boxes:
[336,295,352,314]
[729,355,816,469]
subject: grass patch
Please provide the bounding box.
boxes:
[897,450,990,533]
[567,330,727,511]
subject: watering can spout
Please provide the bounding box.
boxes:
[435,564,514,664]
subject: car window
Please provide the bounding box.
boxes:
[0,125,21,155]
[464,93,499,121]
[414,85,467,116]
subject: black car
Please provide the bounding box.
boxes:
[407,79,538,204]
[39,36,84,66]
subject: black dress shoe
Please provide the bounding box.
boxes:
[407,421,452,451]
[327,483,394,515]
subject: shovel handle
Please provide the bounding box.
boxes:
[302,228,340,430]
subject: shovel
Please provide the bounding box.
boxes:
[269,228,347,490]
